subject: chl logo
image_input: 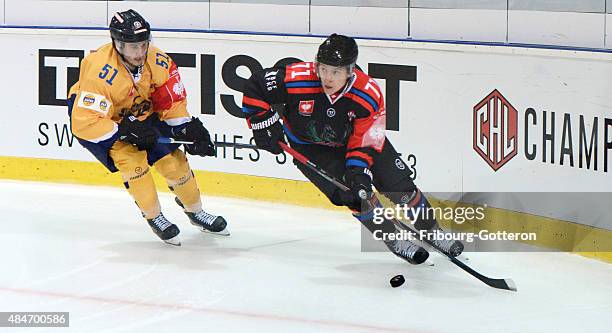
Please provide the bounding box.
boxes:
[473,89,518,171]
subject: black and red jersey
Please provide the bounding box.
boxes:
[242,61,386,168]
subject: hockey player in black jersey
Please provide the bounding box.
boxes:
[242,33,463,264]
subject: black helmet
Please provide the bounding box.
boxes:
[316,34,358,67]
[109,9,151,43]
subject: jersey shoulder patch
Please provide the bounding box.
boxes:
[151,61,186,111]
[77,91,112,116]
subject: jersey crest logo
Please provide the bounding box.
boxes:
[299,100,315,116]
[326,108,336,118]
[119,97,151,118]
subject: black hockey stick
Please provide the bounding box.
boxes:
[278,142,357,193]
[158,137,257,150]
[278,141,517,292]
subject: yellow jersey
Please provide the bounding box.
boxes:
[69,43,190,143]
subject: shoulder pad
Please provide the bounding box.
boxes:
[284,62,319,83]
[352,69,382,99]
[344,69,383,113]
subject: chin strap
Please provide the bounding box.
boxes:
[113,40,147,81]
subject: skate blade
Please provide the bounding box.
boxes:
[422,259,435,267]
[406,259,434,266]
[444,252,469,260]
[201,227,231,237]
[191,221,231,236]
[163,235,182,246]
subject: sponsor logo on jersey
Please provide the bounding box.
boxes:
[395,158,406,170]
[326,108,336,118]
[83,94,95,106]
[78,91,111,115]
[264,70,279,78]
[265,70,278,91]
[99,99,108,112]
[299,100,315,116]
[473,89,518,171]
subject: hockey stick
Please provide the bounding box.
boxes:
[157,137,257,150]
[278,141,517,292]
[278,142,359,194]
[368,195,517,291]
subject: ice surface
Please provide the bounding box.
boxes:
[0,180,610,333]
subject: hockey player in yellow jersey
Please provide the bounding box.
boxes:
[68,9,229,245]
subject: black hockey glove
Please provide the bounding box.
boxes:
[118,115,159,151]
[331,166,373,211]
[249,111,285,155]
[171,117,215,157]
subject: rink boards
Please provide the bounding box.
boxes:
[0,28,610,261]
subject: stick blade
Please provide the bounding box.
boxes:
[504,278,518,292]
[485,277,517,291]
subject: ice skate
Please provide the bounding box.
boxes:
[426,226,464,257]
[146,213,181,246]
[384,238,430,265]
[175,197,230,236]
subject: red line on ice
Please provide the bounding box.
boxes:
[0,286,429,333]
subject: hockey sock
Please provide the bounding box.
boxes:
[154,149,202,212]
[386,188,437,231]
[110,142,161,219]
[352,204,397,236]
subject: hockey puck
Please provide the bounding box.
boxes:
[390,275,405,288]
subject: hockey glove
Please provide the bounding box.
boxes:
[249,111,285,155]
[118,115,159,151]
[171,117,215,157]
[331,166,373,211]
